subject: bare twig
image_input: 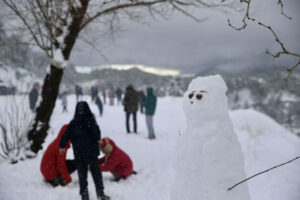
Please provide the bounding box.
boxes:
[228,156,300,191]
[0,95,33,163]
[227,0,255,31]
[170,1,207,23]
[81,0,168,29]
[277,0,292,20]
[258,22,288,53]
[258,21,300,80]
[283,59,300,81]
[227,0,299,80]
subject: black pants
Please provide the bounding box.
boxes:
[47,159,77,187]
[126,112,137,133]
[139,102,144,113]
[96,102,103,116]
[76,157,104,198]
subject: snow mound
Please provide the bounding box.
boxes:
[230,109,300,200]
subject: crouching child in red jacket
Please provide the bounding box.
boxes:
[40,124,76,187]
[99,137,136,181]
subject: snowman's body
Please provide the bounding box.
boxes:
[171,75,251,200]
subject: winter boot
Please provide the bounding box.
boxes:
[97,194,110,200]
[132,170,138,175]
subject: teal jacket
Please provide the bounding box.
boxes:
[143,88,157,116]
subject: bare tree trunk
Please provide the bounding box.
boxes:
[27,65,64,153]
[27,0,89,154]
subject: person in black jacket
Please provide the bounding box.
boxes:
[95,96,103,117]
[91,86,99,101]
[29,82,40,112]
[59,101,109,200]
[123,85,139,133]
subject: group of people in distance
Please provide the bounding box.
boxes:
[84,84,157,139]
[123,85,157,139]
[29,82,157,140]
[40,84,157,200]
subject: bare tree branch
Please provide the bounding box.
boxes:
[257,21,300,80]
[228,156,300,191]
[277,0,292,20]
[226,0,299,79]
[2,0,49,55]
[81,0,168,29]
[170,1,207,23]
[283,59,300,81]
[227,0,255,31]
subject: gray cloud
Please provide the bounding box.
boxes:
[71,0,300,74]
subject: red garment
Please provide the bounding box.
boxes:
[40,125,71,184]
[99,138,133,177]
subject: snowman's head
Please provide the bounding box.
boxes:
[183,75,228,121]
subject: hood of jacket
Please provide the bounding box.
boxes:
[74,101,93,120]
[147,87,154,96]
[100,137,116,154]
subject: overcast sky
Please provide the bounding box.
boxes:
[71,0,300,74]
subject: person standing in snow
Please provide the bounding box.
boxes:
[95,95,103,117]
[61,91,68,112]
[108,87,115,106]
[102,89,107,104]
[28,82,39,112]
[75,85,83,102]
[40,124,76,187]
[123,85,139,133]
[99,137,136,182]
[115,87,123,105]
[143,87,157,140]
[91,86,98,101]
[138,89,146,114]
[59,101,109,200]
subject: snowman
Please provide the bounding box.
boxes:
[170,75,251,200]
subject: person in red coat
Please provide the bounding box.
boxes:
[40,124,76,187]
[99,137,136,181]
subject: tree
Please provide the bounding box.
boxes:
[0,0,298,156]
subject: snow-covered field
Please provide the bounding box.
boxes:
[0,95,299,200]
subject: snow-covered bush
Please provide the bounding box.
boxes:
[0,95,33,164]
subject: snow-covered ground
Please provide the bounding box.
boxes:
[0,95,299,200]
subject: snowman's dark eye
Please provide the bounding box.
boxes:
[188,93,194,99]
[196,94,202,100]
